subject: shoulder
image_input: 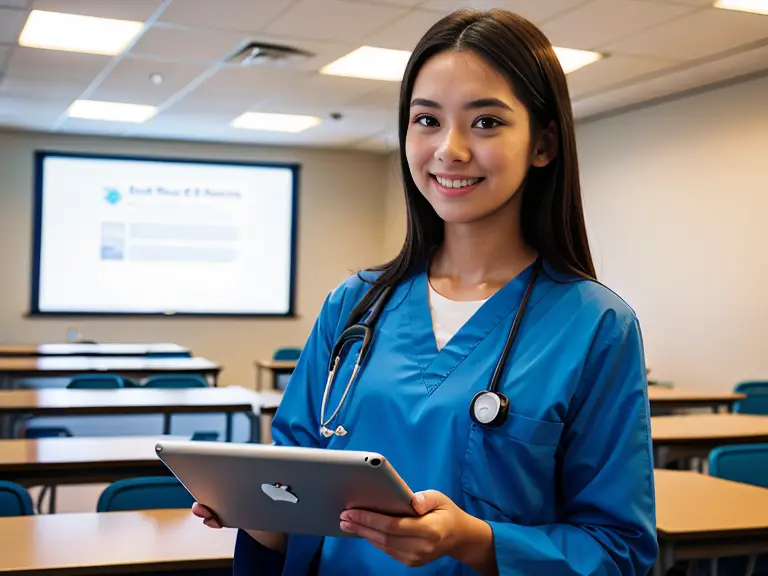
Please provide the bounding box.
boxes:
[316,270,382,337]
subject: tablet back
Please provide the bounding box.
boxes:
[155,441,414,538]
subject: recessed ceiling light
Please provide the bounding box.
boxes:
[67,100,158,123]
[319,46,411,81]
[18,10,144,56]
[552,46,604,74]
[231,112,322,133]
[713,0,768,15]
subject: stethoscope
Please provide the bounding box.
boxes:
[319,258,542,438]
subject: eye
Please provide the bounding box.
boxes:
[413,114,439,127]
[472,116,504,130]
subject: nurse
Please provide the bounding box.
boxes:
[195,8,657,576]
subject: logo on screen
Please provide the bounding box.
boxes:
[104,187,122,205]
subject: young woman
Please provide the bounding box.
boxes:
[195,8,658,575]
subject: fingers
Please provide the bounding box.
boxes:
[192,502,221,529]
[341,520,432,568]
[341,510,424,536]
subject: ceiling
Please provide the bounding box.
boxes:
[0,0,767,153]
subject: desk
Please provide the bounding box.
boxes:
[255,359,297,390]
[654,469,768,576]
[0,356,221,388]
[651,414,768,467]
[0,343,190,357]
[0,386,281,442]
[648,386,745,414]
[0,509,235,575]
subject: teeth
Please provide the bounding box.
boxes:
[435,176,481,188]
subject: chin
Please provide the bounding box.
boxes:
[431,203,490,224]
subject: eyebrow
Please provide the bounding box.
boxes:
[410,97,514,112]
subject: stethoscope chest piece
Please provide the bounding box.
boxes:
[470,390,510,427]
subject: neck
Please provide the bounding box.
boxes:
[430,203,537,289]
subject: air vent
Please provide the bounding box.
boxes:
[225,41,315,67]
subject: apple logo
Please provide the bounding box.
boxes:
[261,482,299,504]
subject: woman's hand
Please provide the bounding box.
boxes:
[191,502,287,553]
[340,490,497,575]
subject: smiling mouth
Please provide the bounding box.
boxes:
[431,174,485,189]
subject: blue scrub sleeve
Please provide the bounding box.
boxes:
[487,312,658,576]
[234,290,349,575]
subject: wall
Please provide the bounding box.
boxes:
[577,74,768,391]
[377,74,768,391]
[0,130,390,388]
[382,152,406,261]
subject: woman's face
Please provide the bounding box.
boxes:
[405,50,551,225]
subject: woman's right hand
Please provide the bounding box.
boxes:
[191,502,287,553]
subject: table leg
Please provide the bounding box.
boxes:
[246,412,260,444]
[163,414,172,435]
[225,413,234,442]
[257,367,262,391]
[48,486,57,514]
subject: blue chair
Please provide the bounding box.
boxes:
[97,477,194,512]
[144,375,208,388]
[734,381,768,415]
[273,347,302,361]
[706,444,768,575]
[191,431,220,442]
[68,374,124,389]
[0,481,34,517]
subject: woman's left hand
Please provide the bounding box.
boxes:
[340,490,495,572]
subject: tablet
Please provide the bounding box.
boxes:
[155,440,415,538]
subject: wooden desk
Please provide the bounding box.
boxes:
[654,469,768,575]
[255,359,297,391]
[0,343,190,357]
[652,414,768,467]
[0,386,281,442]
[648,386,745,414]
[0,509,235,575]
[0,356,221,388]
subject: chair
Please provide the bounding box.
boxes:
[144,375,208,388]
[273,347,302,361]
[191,431,220,442]
[706,444,768,575]
[734,381,768,415]
[22,427,73,514]
[68,374,124,389]
[0,481,34,517]
[97,477,194,512]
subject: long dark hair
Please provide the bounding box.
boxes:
[350,9,596,323]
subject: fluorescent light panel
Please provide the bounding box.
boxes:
[713,0,768,15]
[231,112,322,133]
[552,46,603,74]
[18,10,143,55]
[67,100,157,123]
[320,46,412,81]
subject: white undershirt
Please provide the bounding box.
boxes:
[428,283,489,350]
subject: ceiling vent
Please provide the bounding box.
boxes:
[225,41,314,67]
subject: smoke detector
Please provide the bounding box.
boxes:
[225,41,314,67]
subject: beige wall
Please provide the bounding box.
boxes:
[382,152,406,261]
[377,75,768,392]
[0,130,390,387]
[578,74,768,391]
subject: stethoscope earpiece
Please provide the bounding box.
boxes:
[470,390,510,428]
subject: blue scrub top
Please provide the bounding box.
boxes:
[234,259,658,575]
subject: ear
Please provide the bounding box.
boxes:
[531,121,558,168]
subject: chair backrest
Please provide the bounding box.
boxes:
[144,374,208,388]
[735,381,768,395]
[734,381,768,415]
[68,374,124,389]
[709,444,768,488]
[273,347,302,361]
[191,431,220,442]
[0,481,34,517]
[24,426,73,439]
[97,477,194,512]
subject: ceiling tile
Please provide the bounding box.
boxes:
[130,25,248,64]
[0,96,69,128]
[264,0,409,43]
[0,76,90,100]
[6,46,109,82]
[157,0,295,33]
[0,45,10,72]
[0,7,26,43]
[57,117,133,136]
[566,54,681,98]
[256,74,388,112]
[346,82,401,110]
[0,0,27,8]
[541,0,696,51]
[181,65,310,104]
[89,56,208,106]
[351,0,426,6]
[367,8,442,51]
[419,0,587,23]
[32,0,164,21]
[601,7,768,60]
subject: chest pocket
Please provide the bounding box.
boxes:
[461,410,564,524]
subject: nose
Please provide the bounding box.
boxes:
[434,128,471,164]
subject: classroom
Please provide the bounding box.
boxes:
[0,0,766,574]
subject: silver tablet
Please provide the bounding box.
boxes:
[155,440,415,538]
